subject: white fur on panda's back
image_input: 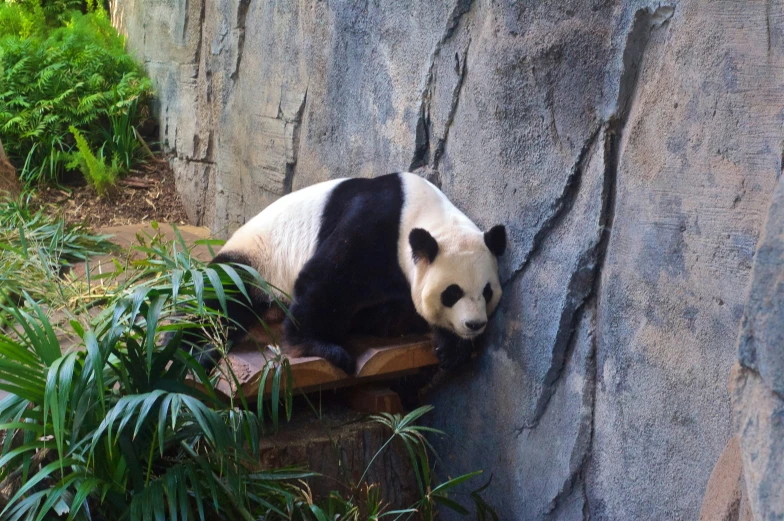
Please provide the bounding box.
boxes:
[220,172,478,301]
[397,173,480,277]
[220,178,345,300]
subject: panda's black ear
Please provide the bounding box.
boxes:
[409,228,438,264]
[484,225,506,256]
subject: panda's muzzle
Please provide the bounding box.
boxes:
[465,320,487,332]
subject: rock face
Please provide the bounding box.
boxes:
[111,1,784,519]
[732,173,784,520]
[698,436,753,521]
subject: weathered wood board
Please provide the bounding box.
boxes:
[213,327,438,400]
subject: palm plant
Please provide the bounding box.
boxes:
[0,272,310,520]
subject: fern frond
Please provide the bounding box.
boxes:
[0,6,153,184]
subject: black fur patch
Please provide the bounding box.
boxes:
[483,282,493,302]
[409,228,439,264]
[484,225,507,256]
[284,174,414,374]
[350,300,429,337]
[440,284,464,308]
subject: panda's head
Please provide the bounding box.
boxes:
[408,225,506,339]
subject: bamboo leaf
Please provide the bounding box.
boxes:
[431,470,483,494]
[431,494,469,515]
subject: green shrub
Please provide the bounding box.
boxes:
[102,97,149,172]
[0,1,152,186]
[69,125,119,194]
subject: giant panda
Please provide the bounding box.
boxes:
[207,172,506,374]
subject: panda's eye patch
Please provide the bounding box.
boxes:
[483,283,493,303]
[441,284,464,307]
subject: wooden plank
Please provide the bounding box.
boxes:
[213,329,438,400]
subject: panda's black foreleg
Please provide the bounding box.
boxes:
[283,298,357,375]
[432,327,475,370]
[295,339,356,375]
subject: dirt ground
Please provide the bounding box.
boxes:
[30,156,189,229]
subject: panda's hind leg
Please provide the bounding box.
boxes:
[181,293,270,371]
[294,338,356,375]
[283,295,357,375]
[186,251,275,371]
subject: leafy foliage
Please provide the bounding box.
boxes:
[68,125,119,194]
[0,224,308,519]
[0,293,313,520]
[0,1,152,186]
[102,97,149,172]
[0,194,117,317]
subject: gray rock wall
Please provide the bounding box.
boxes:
[732,172,784,520]
[111,1,784,519]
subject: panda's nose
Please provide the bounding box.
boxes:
[465,320,487,332]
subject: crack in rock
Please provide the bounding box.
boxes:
[283,87,308,195]
[409,0,475,171]
[432,40,471,170]
[579,7,675,517]
[544,311,597,520]
[514,137,603,435]
[182,0,190,41]
[409,84,432,170]
[503,125,603,288]
[510,7,675,517]
[616,5,674,125]
[232,0,252,81]
[193,0,206,79]
[443,0,473,42]
[581,324,599,521]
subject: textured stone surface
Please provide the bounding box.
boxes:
[698,436,753,521]
[111,1,784,519]
[732,173,784,520]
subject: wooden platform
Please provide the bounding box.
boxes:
[213,329,438,400]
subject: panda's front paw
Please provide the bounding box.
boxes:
[325,345,357,375]
[300,340,357,375]
[436,340,472,370]
[433,327,474,371]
